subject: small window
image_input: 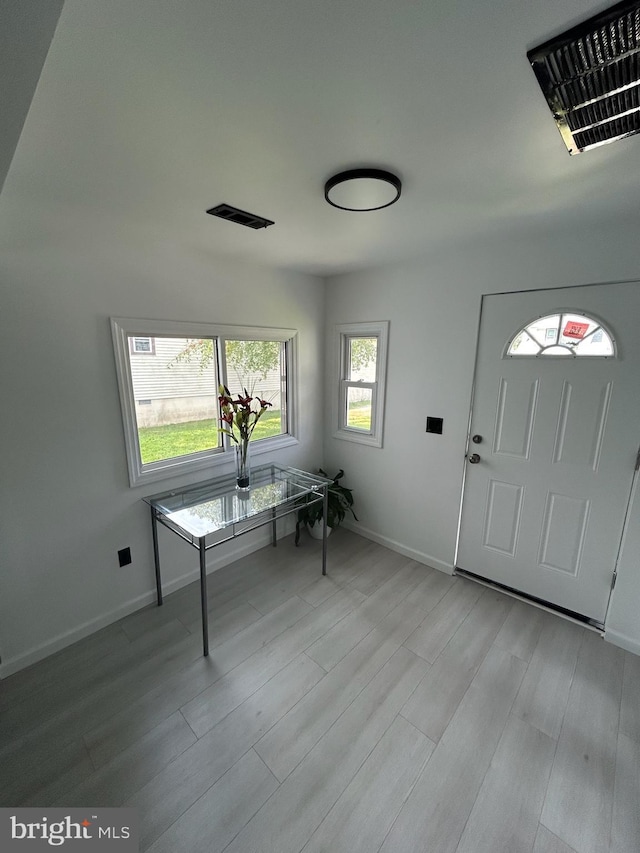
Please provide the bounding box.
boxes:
[111,318,298,486]
[335,321,389,447]
[130,337,155,355]
[506,312,615,358]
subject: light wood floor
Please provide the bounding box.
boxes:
[1,529,638,853]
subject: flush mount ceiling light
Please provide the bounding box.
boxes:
[324,168,401,211]
[528,0,640,154]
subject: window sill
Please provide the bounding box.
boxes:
[333,428,383,449]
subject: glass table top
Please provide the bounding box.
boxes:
[143,464,328,539]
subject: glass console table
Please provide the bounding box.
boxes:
[144,464,329,655]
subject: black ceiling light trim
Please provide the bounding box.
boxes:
[324,168,402,211]
[206,203,274,229]
[528,0,640,154]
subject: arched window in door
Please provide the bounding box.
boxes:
[505,311,615,358]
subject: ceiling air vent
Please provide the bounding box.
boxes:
[206,203,274,229]
[528,0,640,154]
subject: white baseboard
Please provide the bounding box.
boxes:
[342,521,454,576]
[604,628,640,656]
[0,527,278,679]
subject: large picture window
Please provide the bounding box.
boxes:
[111,318,297,486]
[334,321,389,448]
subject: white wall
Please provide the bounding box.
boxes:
[607,477,640,655]
[0,222,324,675]
[324,218,640,646]
[0,0,327,677]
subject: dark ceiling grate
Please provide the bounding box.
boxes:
[206,203,274,229]
[528,0,640,154]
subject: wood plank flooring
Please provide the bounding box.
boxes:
[1,529,638,853]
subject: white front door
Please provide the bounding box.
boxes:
[456,282,640,624]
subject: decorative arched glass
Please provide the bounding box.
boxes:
[505,312,615,358]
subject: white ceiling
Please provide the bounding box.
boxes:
[4,0,640,276]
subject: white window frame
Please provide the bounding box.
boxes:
[111,317,298,487]
[334,321,389,448]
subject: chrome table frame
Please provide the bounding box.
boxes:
[144,464,329,655]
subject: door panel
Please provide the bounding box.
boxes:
[552,379,612,469]
[537,492,589,575]
[483,480,523,557]
[457,283,640,623]
[493,378,538,459]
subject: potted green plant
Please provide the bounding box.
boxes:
[295,469,358,544]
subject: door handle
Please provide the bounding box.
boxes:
[467,453,481,464]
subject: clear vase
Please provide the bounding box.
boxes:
[235,439,251,490]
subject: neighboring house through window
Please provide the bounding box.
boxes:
[111,318,297,486]
[334,321,389,448]
[130,336,155,355]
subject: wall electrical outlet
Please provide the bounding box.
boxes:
[118,547,132,567]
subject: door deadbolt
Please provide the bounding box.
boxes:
[468,453,481,464]
[472,434,483,444]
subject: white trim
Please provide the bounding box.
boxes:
[111,318,298,488]
[342,519,454,575]
[0,525,286,679]
[333,321,389,449]
[604,628,640,656]
[112,317,297,342]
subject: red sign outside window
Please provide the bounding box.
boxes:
[563,320,589,340]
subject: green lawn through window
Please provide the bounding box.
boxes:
[346,400,373,431]
[138,411,283,464]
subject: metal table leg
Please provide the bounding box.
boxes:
[199,537,209,656]
[150,506,163,606]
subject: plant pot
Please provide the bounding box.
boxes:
[307,522,332,540]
